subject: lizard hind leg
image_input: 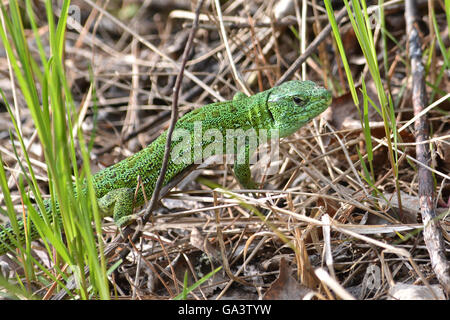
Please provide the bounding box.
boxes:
[97,188,137,227]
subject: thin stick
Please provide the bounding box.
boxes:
[314,268,356,300]
[124,0,205,257]
[405,0,450,293]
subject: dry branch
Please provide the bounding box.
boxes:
[405,0,450,294]
[117,0,205,265]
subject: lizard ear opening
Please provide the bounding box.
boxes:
[267,105,275,122]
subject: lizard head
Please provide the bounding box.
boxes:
[267,80,332,138]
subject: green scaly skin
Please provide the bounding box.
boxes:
[0,80,331,255]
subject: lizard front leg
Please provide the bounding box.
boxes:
[97,188,137,227]
[233,143,259,190]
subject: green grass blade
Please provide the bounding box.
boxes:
[173,267,222,300]
[323,0,359,107]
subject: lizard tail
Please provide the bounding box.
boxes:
[0,200,54,256]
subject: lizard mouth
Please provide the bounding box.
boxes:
[308,98,330,114]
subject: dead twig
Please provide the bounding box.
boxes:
[118,0,205,263]
[405,0,450,294]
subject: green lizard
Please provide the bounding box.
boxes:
[0,80,331,255]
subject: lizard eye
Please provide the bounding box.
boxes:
[293,96,305,106]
